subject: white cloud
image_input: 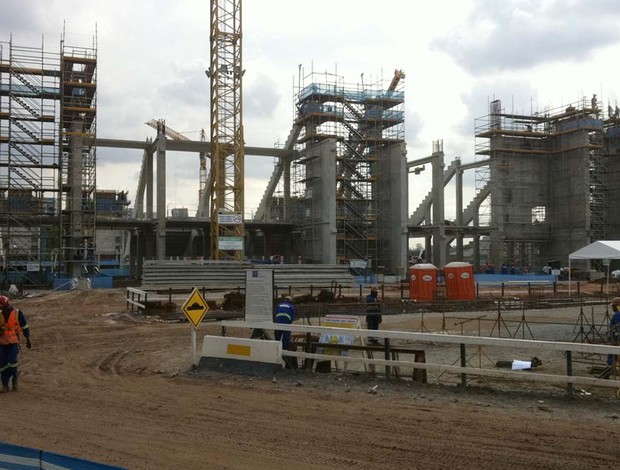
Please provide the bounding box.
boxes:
[433,0,620,73]
[3,0,620,217]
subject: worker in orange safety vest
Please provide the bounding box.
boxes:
[0,295,31,392]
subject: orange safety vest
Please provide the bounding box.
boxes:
[0,308,21,345]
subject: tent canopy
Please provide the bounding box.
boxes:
[569,240,620,260]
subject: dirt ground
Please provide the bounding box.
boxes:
[5,288,620,469]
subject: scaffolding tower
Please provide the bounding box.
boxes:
[0,38,61,285]
[291,70,406,275]
[60,33,98,277]
[0,32,97,286]
[474,96,607,269]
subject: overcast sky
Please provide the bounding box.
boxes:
[3,0,620,219]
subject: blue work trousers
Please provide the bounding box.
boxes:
[0,343,20,386]
[274,329,291,350]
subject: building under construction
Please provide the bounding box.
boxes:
[4,31,620,285]
[0,34,114,285]
[256,71,408,277]
[474,96,620,270]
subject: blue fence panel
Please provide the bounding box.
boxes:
[474,274,554,285]
[0,442,126,469]
[0,442,40,469]
[53,277,73,291]
[90,277,113,289]
[354,274,378,285]
[42,450,125,469]
[99,267,129,278]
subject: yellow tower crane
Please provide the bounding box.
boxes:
[206,0,245,260]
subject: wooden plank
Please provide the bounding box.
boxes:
[220,320,620,356]
[284,350,620,389]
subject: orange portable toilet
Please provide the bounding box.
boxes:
[444,262,475,301]
[409,263,438,301]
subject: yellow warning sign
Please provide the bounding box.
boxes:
[181,288,209,329]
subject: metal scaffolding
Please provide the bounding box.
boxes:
[0,32,97,286]
[60,33,98,276]
[208,0,245,261]
[290,69,405,273]
[474,96,608,269]
[0,37,61,285]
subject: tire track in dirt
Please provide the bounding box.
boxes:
[97,349,131,375]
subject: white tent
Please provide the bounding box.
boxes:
[568,240,620,294]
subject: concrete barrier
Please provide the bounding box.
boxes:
[201,335,282,365]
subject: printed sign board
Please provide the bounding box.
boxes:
[218,212,243,224]
[218,236,244,250]
[245,270,274,322]
[317,315,360,356]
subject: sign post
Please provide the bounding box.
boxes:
[181,288,210,366]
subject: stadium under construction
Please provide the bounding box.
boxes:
[1,34,620,288]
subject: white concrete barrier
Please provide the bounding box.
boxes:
[201,335,282,365]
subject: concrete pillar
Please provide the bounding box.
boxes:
[456,162,464,259]
[425,234,432,263]
[68,123,84,278]
[144,226,154,261]
[156,132,166,260]
[264,230,272,260]
[303,139,337,263]
[473,235,480,272]
[379,143,408,277]
[283,159,290,220]
[129,230,137,278]
[146,148,154,220]
[136,229,145,280]
[431,150,446,267]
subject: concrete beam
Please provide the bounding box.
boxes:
[95,137,297,158]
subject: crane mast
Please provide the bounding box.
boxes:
[208,0,245,260]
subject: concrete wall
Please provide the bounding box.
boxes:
[303,139,337,264]
[378,142,408,277]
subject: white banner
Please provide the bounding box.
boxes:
[218,236,244,250]
[218,212,243,224]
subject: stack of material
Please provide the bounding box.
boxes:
[141,260,354,291]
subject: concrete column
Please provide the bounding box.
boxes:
[425,234,432,263]
[379,143,408,277]
[146,148,154,220]
[136,229,145,280]
[264,230,272,260]
[431,151,446,267]
[156,133,166,260]
[456,162,464,260]
[283,159,290,220]
[129,230,137,278]
[473,235,480,272]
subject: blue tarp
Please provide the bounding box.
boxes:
[474,274,555,285]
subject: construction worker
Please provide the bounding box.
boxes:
[365,286,382,345]
[0,295,31,392]
[274,296,296,351]
[606,297,620,373]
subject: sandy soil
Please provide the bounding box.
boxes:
[5,289,620,469]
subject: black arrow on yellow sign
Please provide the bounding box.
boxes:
[181,288,210,329]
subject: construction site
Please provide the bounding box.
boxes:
[2,2,620,469]
[2,31,620,289]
